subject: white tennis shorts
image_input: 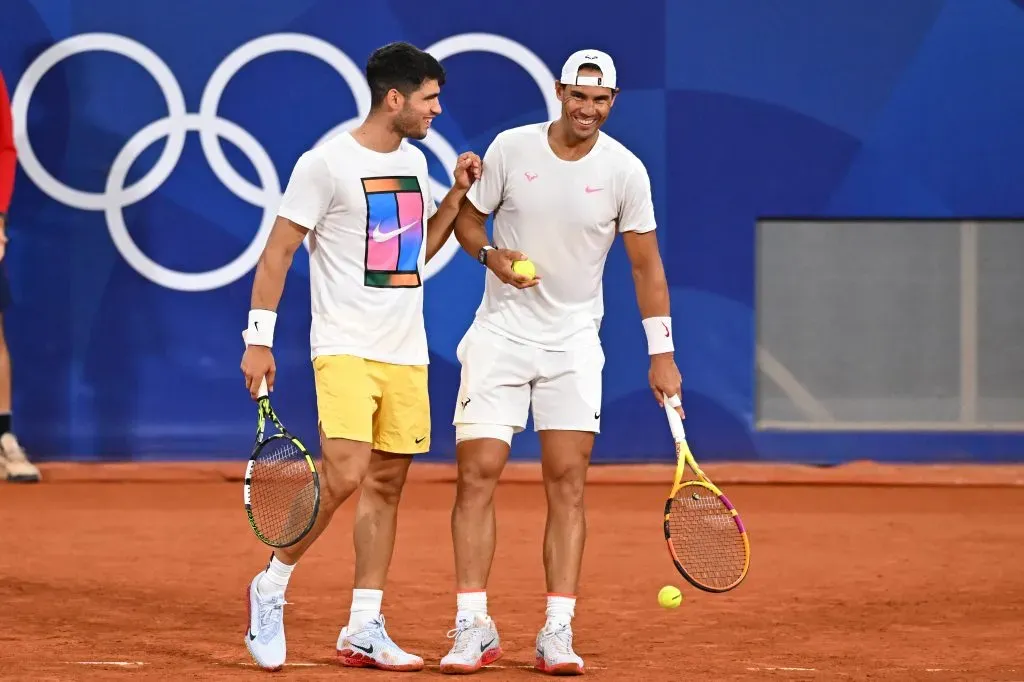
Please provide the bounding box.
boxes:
[452,323,605,441]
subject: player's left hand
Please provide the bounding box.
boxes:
[649,354,684,418]
[453,152,482,190]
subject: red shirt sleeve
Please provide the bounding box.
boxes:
[0,70,17,215]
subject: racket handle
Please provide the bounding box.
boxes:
[244,330,271,400]
[662,393,686,441]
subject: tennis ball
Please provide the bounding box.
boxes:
[512,259,536,279]
[658,585,683,609]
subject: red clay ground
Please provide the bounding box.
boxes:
[2,465,1023,680]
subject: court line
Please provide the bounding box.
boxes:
[68,662,1009,675]
[67,660,610,671]
[228,661,609,670]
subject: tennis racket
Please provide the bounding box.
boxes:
[243,376,320,548]
[662,394,750,592]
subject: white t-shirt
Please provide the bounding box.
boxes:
[466,121,657,350]
[277,132,437,365]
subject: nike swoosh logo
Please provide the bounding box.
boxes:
[415,436,426,444]
[584,186,603,193]
[248,630,257,642]
[481,638,496,652]
[371,219,420,243]
[350,642,373,654]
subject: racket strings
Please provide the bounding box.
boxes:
[668,489,747,590]
[249,438,317,545]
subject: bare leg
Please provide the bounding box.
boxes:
[338,451,425,672]
[528,430,593,676]
[0,315,38,483]
[0,315,10,415]
[352,451,414,590]
[538,430,593,595]
[437,436,510,673]
[451,438,511,590]
[273,433,371,565]
[245,433,372,671]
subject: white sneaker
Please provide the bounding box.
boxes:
[2,433,40,483]
[535,623,584,675]
[244,574,287,671]
[337,615,424,672]
[440,613,503,674]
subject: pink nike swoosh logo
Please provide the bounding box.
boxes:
[525,172,538,182]
[585,186,603,193]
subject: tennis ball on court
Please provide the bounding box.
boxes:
[512,259,536,279]
[658,585,683,609]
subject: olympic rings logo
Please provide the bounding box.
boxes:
[11,32,561,292]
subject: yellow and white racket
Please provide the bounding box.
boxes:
[662,394,750,592]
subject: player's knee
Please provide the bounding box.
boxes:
[362,458,411,507]
[455,427,511,505]
[456,465,499,506]
[320,441,370,511]
[543,461,588,507]
[320,468,363,512]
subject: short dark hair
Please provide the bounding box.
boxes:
[366,42,446,107]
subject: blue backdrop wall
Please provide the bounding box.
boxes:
[1,0,1023,463]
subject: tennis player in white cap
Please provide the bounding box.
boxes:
[437,48,682,675]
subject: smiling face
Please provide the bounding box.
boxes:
[391,78,442,140]
[365,41,446,141]
[556,65,618,141]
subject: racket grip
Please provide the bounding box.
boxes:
[242,329,270,399]
[662,393,686,440]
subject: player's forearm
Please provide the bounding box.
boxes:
[250,246,295,313]
[425,187,467,263]
[631,260,671,319]
[453,202,490,260]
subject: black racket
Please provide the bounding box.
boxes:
[243,377,320,548]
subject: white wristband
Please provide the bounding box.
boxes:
[642,316,674,355]
[246,309,277,347]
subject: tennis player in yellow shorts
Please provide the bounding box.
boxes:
[238,42,481,673]
[313,354,430,453]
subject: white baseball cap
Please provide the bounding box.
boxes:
[559,49,618,90]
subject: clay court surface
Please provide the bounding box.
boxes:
[2,462,1023,681]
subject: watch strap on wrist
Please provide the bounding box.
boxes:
[477,244,496,265]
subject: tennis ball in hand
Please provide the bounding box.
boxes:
[511,259,536,279]
[658,585,683,609]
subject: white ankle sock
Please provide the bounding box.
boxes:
[545,594,575,630]
[456,590,488,625]
[257,555,294,596]
[347,588,383,632]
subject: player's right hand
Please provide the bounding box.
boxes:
[241,345,276,399]
[486,248,541,289]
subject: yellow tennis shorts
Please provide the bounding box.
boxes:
[312,354,430,454]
